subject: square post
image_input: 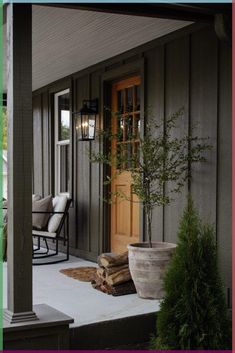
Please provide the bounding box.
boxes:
[4,3,37,323]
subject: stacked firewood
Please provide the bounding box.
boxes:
[91,252,136,296]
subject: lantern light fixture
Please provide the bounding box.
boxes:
[73,99,98,141]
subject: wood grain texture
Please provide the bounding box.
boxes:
[111,76,141,253]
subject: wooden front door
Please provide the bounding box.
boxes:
[111,76,141,253]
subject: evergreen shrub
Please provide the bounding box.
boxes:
[152,196,231,349]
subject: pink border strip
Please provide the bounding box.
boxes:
[0,351,233,353]
[233,1,235,351]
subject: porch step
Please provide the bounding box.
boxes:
[69,312,157,349]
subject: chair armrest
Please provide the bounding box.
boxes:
[2,208,66,215]
[32,211,67,214]
[2,209,67,215]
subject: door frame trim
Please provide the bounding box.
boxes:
[100,58,145,254]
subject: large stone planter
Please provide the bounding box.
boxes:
[127,242,177,299]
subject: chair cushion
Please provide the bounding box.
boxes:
[32,195,53,230]
[3,194,42,224]
[47,195,68,233]
[32,194,41,202]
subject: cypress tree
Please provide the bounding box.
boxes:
[153,196,230,349]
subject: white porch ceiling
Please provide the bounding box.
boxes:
[4,6,192,91]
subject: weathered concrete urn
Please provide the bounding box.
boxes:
[127,242,177,299]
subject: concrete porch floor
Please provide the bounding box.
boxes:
[3,255,159,330]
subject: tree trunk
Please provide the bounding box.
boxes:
[146,206,153,248]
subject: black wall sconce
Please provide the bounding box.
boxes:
[73,99,98,141]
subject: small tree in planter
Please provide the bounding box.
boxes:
[152,196,231,349]
[91,109,211,298]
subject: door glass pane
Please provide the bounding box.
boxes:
[126,143,133,169]
[58,92,70,141]
[117,115,124,142]
[135,85,140,111]
[126,87,133,112]
[133,114,140,139]
[126,115,133,140]
[60,144,70,193]
[118,90,124,114]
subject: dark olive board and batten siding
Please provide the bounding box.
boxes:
[32,24,231,300]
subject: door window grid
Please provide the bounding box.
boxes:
[116,84,140,169]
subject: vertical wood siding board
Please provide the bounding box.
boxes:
[188,34,192,194]
[49,92,55,195]
[39,93,43,196]
[33,94,43,196]
[98,72,104,254]
[164,37,189,244]
[97,73,102,254]
[217,42,232,296]
[162,43,166,243]
[47,89,51,195]
[76,75,90,251]
[98,81,104,254]
[101,81,109,253]
[42,91,49,196]
[65,78,76,249]
[33,96,38,193]
[140,55,145,243]
[40,93,44,197]
[41,92,44,196]
[88,73,92,253]
[68,77,77,249]
[190,28,218,227]
[76,78,81,249]
[215,38,220,244]
[72,78,79,249]
[145,47,164,243]
[32,97,35,194]
[99,79,110,253]
[90,70,102,254]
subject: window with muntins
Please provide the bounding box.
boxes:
[54,89,70,196]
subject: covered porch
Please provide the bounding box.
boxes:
[3,2,232,350]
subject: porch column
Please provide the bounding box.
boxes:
[4,3,37,323]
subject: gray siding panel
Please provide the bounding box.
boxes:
[217,41,232,298]
[75,75,90,252]
[190,28,218,226]
[145,46,165,242]
[90,70,102,254]
[164,36,189,244]
[42,91,50,196]
[33,94,43,196]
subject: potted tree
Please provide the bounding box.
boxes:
[91,109,211,299]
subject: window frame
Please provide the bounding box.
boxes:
[54,88,71,197]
